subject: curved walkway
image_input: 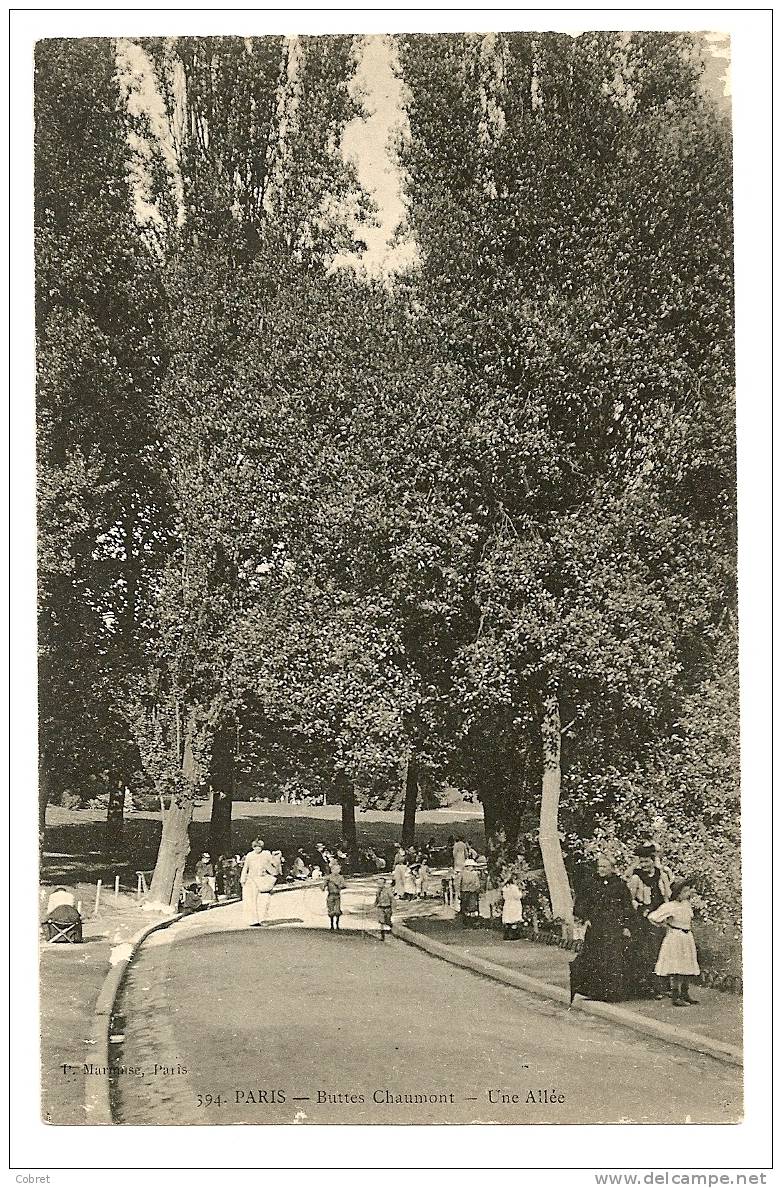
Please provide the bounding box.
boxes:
[110,881,742,1126]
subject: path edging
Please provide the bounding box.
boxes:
[392,920,742,1068]
[85,911,192,1124]
[84,883,328,1124]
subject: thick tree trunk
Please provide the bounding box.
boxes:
[479,787,498,836]
[209,788,233,859]
[340,783,357,853]
[147,799,194,910]
[538,684,574,937]
[401,756,418,848]
[208,721,235,858]
[105,777,125,853]
[479,760,527,862]
[147,721,198,910]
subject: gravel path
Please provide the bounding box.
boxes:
[113,923,742,1126]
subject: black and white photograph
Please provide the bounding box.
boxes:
[11,6,771,1165]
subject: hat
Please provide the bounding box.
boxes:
[670,877,694,899]
[634,843,657,858]
[464,858,478,867]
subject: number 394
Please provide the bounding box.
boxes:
[196,1093,225,1107]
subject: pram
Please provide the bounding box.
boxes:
[41,888,83,943]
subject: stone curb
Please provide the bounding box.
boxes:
[85,911,190,1125]
[392,921,743,1068]
[83,881,333,1124]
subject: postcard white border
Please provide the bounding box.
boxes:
[9,5,773,1178]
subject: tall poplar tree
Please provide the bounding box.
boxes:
[397,31,735,924]
[122,35,371,906]
[35,38,167,852]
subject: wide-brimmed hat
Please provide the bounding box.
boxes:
[464,858,478,867]
[634,843,657,858]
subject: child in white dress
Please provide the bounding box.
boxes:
[501,874,524,940]
[647,879,700,1005]
[415,860,430,898]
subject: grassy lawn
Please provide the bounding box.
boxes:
[40,891,154,1124]
[41,801,487,890]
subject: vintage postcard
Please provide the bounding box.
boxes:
[21,13,766,1157]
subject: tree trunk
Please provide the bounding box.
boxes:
[401,755,418,848]
[209,788,233,859]
[147,721,198,910]
[208,721,235,858]
[538,684,574,938]
[105,777,125,853]
[479,783,501,840]
[38,764,50,862]
[340,783,357,853]
[147,799,194,910]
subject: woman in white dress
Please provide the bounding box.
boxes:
[392,860,407,898]
[501,874,524,940]
[240,838,279,926]
[647,878,700,1005]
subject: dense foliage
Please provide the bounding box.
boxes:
[35,33,738,918]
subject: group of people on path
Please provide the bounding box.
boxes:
[193,836,353,932]
[390,844,437,900]
[569,844,701,1007]
[190,832,700,1006]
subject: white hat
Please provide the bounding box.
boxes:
[464,858,478,867]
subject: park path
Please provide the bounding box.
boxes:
[111,881,742,1127]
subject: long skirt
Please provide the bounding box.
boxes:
[655,929,700,976]
[632,916,665,991]
[570,920,632,1003]
[243,875,275,925]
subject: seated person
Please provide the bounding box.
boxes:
[43,886,83,942]
[179,882,202,913]
[291,853,311,881]
[195,852,216,905]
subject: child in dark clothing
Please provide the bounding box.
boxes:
[375,878,394,940]
[325,862,347,931]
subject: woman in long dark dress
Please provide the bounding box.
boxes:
[570,855,637,1003]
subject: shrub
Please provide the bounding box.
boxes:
[131,790,163,812]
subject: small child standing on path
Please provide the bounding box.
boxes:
[415,857,430,899]
[648,878,700,1006]
[375,878,394,940]
[325,862,347,931]
[501,872,524,940]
